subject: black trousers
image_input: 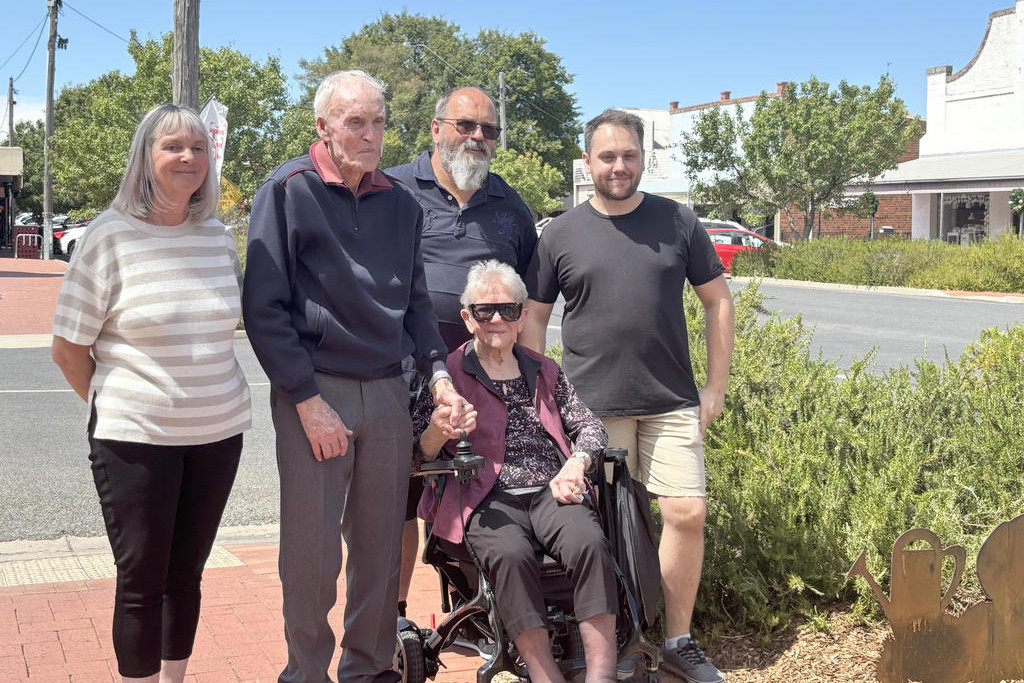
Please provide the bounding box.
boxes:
[88,429,242,677]
[464,487,618,640]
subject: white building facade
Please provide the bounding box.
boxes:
[866,0,1024,242]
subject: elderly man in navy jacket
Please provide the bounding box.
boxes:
[243,69,472,683]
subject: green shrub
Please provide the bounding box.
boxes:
[754,234,1024,293]
[907,235,1024,293]
[765,236,950,287]
[683,283,1024,636]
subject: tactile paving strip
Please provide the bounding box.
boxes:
[0,545,243,588]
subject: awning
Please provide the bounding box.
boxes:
[852,149,1024,195]
[0,147,24,192]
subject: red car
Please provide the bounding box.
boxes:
[702,220,779,273]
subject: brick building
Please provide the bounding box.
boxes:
[779,123,924,242]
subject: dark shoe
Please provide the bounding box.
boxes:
[660,638,724,683]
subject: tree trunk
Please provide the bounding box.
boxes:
[803,199,816,241]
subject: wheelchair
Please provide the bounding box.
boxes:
[394,437,660,683]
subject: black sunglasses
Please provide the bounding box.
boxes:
[437,118,502,141]
[468,302,523,323]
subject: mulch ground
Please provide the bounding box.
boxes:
[703,608,888,682]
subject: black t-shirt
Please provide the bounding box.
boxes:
[525,195,724,416]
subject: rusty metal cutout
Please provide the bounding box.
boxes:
[848,514,1024,682]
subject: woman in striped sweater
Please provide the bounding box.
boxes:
[51,104,251,683]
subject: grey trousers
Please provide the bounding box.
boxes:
[272,374,411,683]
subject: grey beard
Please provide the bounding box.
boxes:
[440,141,491,192]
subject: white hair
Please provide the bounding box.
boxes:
[314,69,387,120]
[461,260,528,307]
[111,104,219,222]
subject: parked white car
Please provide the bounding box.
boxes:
[14,212,35,226]
[57,224,89,257]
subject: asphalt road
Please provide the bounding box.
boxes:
[2,284,1022,542]
[742,280,1024,373]
[0,340,278,541]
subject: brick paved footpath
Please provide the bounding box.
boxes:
[0,250,482,681]
[0,542,482,682]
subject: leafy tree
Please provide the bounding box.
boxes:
[2,119,46,219]
[294,12,581,193]
[490,149,562,217]
[52,31,289,214]
[680,76,919,241]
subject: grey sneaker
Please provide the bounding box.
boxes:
[660,638,724,683]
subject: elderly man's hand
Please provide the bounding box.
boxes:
[296,394,353,461]
[431,378,474,439]
[550,456,588,505]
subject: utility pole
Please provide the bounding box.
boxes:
[6,78,14,146]
[173,0,200,109]
[8,77,16,242]
[498,72,507,151]
[42,0,61,260]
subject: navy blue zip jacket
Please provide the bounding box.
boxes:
[243,141,447,404]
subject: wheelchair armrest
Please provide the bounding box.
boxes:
[413,451,486,485]
[416,458,459,475]
[602,447,627,464]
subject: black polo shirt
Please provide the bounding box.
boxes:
[388,152,538,349]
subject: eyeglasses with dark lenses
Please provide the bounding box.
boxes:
[437,118,502,141]
[468,302,523,323]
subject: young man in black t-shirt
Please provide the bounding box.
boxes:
[523,109,734,683]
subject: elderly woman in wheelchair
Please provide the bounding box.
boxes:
[411,259,618,683]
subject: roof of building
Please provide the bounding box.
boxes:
[859,149,1024,194]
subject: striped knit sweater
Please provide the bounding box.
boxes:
[53,209,251,446]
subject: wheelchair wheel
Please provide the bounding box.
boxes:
[394,630,427,683]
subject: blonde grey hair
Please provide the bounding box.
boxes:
[461,260,528,308]
[112,104,219,222]
[314,69,387,120]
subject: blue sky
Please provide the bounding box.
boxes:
[1,0,1006,131]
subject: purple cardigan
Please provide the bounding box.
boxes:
[418,342,571,544]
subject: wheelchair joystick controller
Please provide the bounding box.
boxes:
[453,431,486,485]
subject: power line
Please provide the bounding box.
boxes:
[406,42,576,133]
[63,2,129,43]
[0,14,47,72]
[14,16,48,82]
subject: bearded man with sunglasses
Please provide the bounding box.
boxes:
[386,86,537,628]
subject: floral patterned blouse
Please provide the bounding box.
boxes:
[411,362,607,489]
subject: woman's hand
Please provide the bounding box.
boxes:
[419,403,478,460]
[549,456,588,505]
[51,336,96,402]
[431,403,477,440]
